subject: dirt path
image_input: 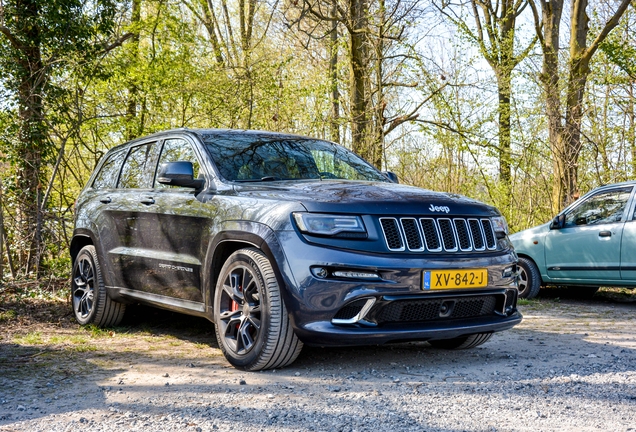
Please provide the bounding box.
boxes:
[1,290,635,432]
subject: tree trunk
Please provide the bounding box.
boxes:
[534,0,630,211]
[496,73,512,186]
[15,0,46,275]
[629,82,636,176]
[371,0,386,169]
[126,0,142,141]
[0,181,4,283]
[349,0,370,161]
[329,0,340,143]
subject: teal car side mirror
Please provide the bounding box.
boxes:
[550,214,565,229]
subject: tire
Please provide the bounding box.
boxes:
[71,245,126,327]
[568,285,599,299]
[428,333,493,349]
[213,248,303,371]
[517,257,542,299]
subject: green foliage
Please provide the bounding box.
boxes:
[601,38,636,80]
[0,0,635,282]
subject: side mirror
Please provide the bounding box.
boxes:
[549,214,565,230]
[157,161,205,190]
[383,171,399,183]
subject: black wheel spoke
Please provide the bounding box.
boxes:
[73,257,97,320]
[222,282,242,305]
[238,320,255,351]
[219,309,241,322]
[246,315,261,331]
[218,263,263,356]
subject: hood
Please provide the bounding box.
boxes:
[233,180,500,216]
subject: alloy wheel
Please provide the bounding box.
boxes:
[218,265,262,355]
[72,256,95,320]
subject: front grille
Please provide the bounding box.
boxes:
[379,217,497,253]
[374,296,497,324]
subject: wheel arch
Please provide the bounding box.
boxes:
[516,252,548,282]
[205,225,296,320]
[70,231,96,264]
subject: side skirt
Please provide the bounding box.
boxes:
[107,286,211,320]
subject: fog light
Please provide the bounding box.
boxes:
[502,266,514,278]
[311,267,328,278]
[331,270,381,280]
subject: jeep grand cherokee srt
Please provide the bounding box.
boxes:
[71,129,521,370]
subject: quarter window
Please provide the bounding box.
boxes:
[564,187,632,227]
[92,150,126,189]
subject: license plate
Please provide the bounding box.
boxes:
[423,269,488,290]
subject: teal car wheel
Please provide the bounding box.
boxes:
[517,257,541,299]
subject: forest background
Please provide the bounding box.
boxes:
[0,0,634,282]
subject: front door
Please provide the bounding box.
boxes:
[545,186,632,282]
[131,137,211,306]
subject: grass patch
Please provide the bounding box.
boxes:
[68,344,99,352]
[0,309,17,322]
[14,332,44,345]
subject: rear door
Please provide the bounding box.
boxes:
[107,140,162,290]
[545,186,632,282]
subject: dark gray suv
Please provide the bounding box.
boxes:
[71,129,521,370]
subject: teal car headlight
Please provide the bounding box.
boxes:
[293,213,366,236]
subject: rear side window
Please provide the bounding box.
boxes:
[118,142,161,189]
[92,150,126,189]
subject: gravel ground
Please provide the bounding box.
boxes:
[1,292,635,432]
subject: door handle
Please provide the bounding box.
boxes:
[99,197,111,204]
[599,231,611,237]
[140,197,155,205]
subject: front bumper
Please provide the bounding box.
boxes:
[271,230,521,346]
[297,310,522,346]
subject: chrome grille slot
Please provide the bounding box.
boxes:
[401,218,424,251]
[438,218,458,252]
[379,216,497,253]
[420,218,442,251]
[481,219,497,250]
[379,218,405,251]
[468,218,486,251]
[453,219,471,251]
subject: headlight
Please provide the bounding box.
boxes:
[491,216,509,235]
[293,213,366,236]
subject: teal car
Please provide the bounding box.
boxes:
[510,182,636,298]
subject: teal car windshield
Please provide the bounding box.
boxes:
[202,137,388,182]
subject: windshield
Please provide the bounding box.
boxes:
[202,135,388,182]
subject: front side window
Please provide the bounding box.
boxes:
[92,150,126,189]
[155,139,201,188]
[118,142,160,189]
[203,136,387,182]
[564,187,632,227]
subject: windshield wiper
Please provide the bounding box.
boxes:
[234,176,281,182]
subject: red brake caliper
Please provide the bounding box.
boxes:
[231,285,242,331]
